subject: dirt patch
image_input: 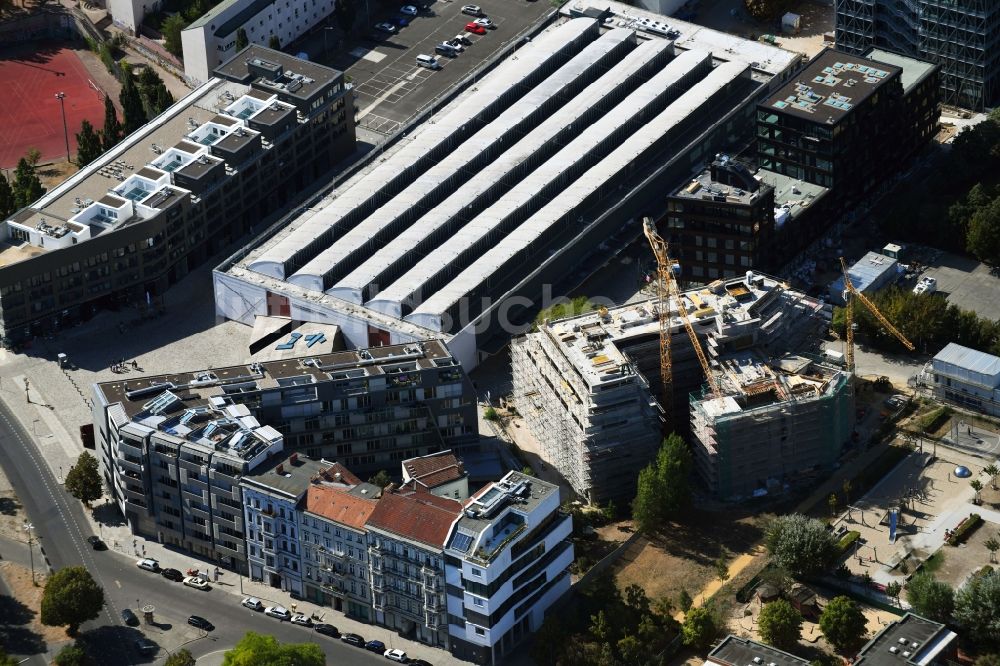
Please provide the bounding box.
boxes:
[0,465,28,542]
[929,518,997,587]
[37,159,81,191]
[0,561,72,645]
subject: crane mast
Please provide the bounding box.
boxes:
[838,256,915,374]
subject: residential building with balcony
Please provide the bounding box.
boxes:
[444,472,573,665]
[241,452,329,592]
[366,485,463,650]
[402,450,470,501]
[0,46,354,347]
[91,383,284,572]
[298,464,381,620]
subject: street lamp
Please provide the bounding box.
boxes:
[323,26,336,56]
[55,92,70,163]
[23,522,36,586]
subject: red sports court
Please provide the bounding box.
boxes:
[0,44,107,169]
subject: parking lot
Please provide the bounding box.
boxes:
[325,0,554,135]
[916,251,1000,322]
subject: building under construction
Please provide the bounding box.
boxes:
[511,272,853,503]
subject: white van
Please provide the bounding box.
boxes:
[416,54,441,70]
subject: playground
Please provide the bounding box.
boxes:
[0,42,107,168]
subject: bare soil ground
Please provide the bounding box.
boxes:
[931,518,997,587]
[37,160,80,190]
[0,561,71,647]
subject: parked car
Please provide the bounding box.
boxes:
[265,605,292,620]
[464,22,486,34]
[473,17,495,28]
[134,638,158,655]
[453,33,471,45]
[435,43,459,57]
[445,38,465,51]
[86,536,107,551]
[366,639,387,653]
[188,615,214,631]
[461,4,482,15]
[290,613,313,627]
[182,576,210,590]
[315,623,340,637]
[385,648,409,662]
[341,633,366,647]
[136,558,160,572]
[242,596,265,611]
[161,568,183,582]
[400,4,418,14]
[374,22,397,33]
[913,276,937,295]
[121,608,140,627]
[408,660,432,666]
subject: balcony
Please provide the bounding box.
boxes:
[185,476,209,492]
[182,487,207,504]
[187,503,210,520]
[424,595,445,611]
[216,540,245,559]
[214,512,241,531]
[372,578,385,592]
[210,467,241,485]
[118,457,143,474]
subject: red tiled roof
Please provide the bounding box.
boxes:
[402,451,466,489]
[312,462,362,487]
[366,487,463,548]
[303,485,377,531]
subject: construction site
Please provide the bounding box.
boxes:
[511,269,852,504]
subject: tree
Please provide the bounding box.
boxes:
[819,596,867,651]
[975,655,1000,666]
[40,566,105,635]
[165,650,196,666]
[102,95,121,150]
[885,581,903,607]
[906,572,954,623]
[222,631,324,666]
[0,647,19,666]
[368,469,392,489]
[25,148,41,168]
[153,85,174,116]
[65,452,102,507]
[764,514,837,577]
[967,197,1000,267]
[954,569,1000,646]
[0,172,15,218]
[13,157,44,209]
[589,609,615,644]
[715,554,730,582]
[973,479,985,504]
[531,615,567,666]
[677,588,693,612]
[681,607,716,650]
[334,0,356,32]
[758,599,803,650]
[268,35,281,50]
[236,27,249,50]
[161,13,188,58]
[828,493,838,517]
[987,538,1000,564]
[75,120,103,167]
[986,464,999,490]
[55,643,94,666]
[119,73,147,136]
[631,433,692,533]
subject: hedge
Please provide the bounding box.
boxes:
[947,513,982,546]
[917,406,952,433]
[836,531,862,558]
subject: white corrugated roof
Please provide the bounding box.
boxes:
[333,37,672,305]
[287,27,636,292]
[935,343,1000,378]
[247,18,598,280]
[370,48,713,317]
[406,61,748,329]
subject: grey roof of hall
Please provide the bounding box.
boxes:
[707,635,809,666]
[246,19,598,278]
[830,251,898,294]
[853,613,956,666]
[94,338,455,419]
[864,48,937,94]
[287,27,638,291]
[331,36,674,304]
[406,60,749,329]
[368,48,714,316]
[762,48,902,125]
[241,454,331,497]
[934,342,1000,380]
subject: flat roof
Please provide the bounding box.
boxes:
[854,613,956,666]
[763,48,901,124]
[830,251,898,294]
[865,48,937,94]
[242,454,331,497]
[933,342,1000,383]
[214,46,342,101]
[708,635,809,666]
[756,168,828,224]
[673,161,770,206]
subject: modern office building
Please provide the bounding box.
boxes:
[214,5,803,370]
[445,472,573,665]
[402,450,470,501]
[298,464,381,619]
[181,0,337,85]
[835,0,999,110]
[365,484,463,650]
[511,272,842,503]
[927,343,1000,417]
[757,48,937,206]
[241,452,328,591]
[853,613,957,666]
[0,47,354,347]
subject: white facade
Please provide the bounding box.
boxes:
[929,343,1000,417]
[181,0,335,84]
[108,0,163,34]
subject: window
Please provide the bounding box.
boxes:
[474,626,485,636]
[471,567,482,577]
[473,596,484,606]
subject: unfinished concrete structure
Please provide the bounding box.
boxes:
[511,272,850,503]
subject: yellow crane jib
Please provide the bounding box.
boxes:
[838,256,916,374]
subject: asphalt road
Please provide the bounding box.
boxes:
[0,399,386,665]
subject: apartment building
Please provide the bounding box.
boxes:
[445,472,573,665]
[926,343,1000,417]
[298,464,380,621]
[402,450,470,501]
[0,47,354,347]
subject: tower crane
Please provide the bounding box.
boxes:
[643,218,721,429]
[839,256,915,373]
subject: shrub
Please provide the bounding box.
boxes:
[918,406,952,433]
[835,531,861,558]
[947,514,982,546]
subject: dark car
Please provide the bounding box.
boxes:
[161,568,184,582]
[366,639,386,653]
[121,608,140,627]
[408,660,432,666]
[187,615,214,631]
[134,638,158,655]
[86,536,107,551]
[315,623,340,638]
[341,633,365,647]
